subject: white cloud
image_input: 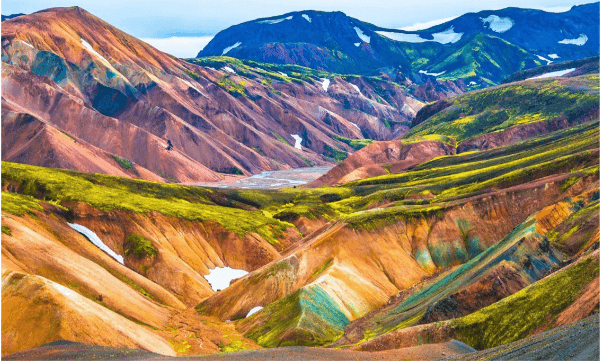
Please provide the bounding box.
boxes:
[141,36,214,58]
[400,16,458,31]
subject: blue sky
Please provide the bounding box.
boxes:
[2,0,595,57]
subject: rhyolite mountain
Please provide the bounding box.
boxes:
[1,3,599,360]
[2,58,599,357]
[1,7,461,182]
[198,3,599,85]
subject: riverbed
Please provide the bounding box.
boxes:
[193,166,332,189]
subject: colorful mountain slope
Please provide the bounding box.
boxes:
[194,117,598,348]
[312,73,598,187]
[1,120,598,355]
[1,7,447,182]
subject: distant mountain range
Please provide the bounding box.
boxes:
[1,7,462,182]
[1,13,25,22]
[198,3,600,85]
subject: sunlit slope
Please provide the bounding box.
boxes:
[195,119,598,347]
[406,74,598,144]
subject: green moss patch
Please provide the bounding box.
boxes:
[125,234,157,257]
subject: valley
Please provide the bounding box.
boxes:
[1,2,599,361]
[192,166,333,189]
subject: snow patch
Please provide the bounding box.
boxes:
[246,306,263,317]
[527,68,576,80]
[419,70,446,77]
[67,223,124,264]
[53,283,79,299]
[481,15,514,33]
[205,267,248,291]
[258,16,293,24]
[350,122,361,131]
[548,54,560,59]
[350,83,361,93]
[302,14,311,23]
[400,16,459,31]
[558,34,587,46]
[321,78,330,91]
[222,42,241,55]
[81,39,113,68]
[536,55,552,65]
[354,27,370,43]
[222,66,236,74]
[20,40,34,49]
[469,81,477,85]
[431,27,463,44]
[278,71,288,77]
[377,31,428,43]
[354,42,361,47]
[291,134,303,150]
[377,27,462,44]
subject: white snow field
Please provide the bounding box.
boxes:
[222,66,236,74]
[67,223,124,264]
[20,40,34,49]
[81,39,114,69]
[481,15,514,33]
[419,69,446,77]
[222,42,241,55]
[536,55,553,65]
[246,306,263,317]
[204,267,249,291]
[291,134,303,150]
[302,14,311,23]
[558,34,588,46]
[527,68,576,80]
[321,78,330,91]
[354,27,370,43]
[258,16,293,24]
[377,27,462,44]
[377,31,427,43]
[431,27,463,44]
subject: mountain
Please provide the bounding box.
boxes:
[198,3,599,85]
[2,66,598,357]
[1,4,599,360]
[1,13,25,22]
[311,67,599,186]
[1,7,451,182]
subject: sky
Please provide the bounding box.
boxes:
[2,0,595,57]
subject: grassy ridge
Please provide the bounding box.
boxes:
[1,162,292,244]
[404,75,599,142]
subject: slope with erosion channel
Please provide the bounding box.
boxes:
[1,7,450,181]
[1,124,598,355]
[338,188,599,347]
[0,162,321,356]
[312,73,598,187]
[354,249,599,353]
[195,120,599,348]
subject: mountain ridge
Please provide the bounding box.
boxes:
[198,3,599,85]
